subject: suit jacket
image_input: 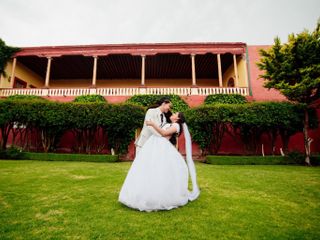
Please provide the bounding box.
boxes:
[134,107,166,148]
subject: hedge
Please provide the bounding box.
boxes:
[73,94,107,103]
[206,155,320,165]
[126,94,189,112]
[0,147,117,162]
[6,95,47,101]
[204,94,247,105]
[1,96,318,157]
[0,99,144,154]
[23,152,118,162]
[206,156,296,165]
[185,102,318,155]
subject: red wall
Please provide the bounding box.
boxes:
[4,46,320,160]
[247,45,287,102]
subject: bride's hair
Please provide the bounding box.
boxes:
[168,112,186,146]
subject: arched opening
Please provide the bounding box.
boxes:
[227,77,235,87]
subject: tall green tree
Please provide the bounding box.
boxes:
[257,20,320,165]
[0,39,20,77]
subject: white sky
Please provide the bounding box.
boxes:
[0,0,319,47]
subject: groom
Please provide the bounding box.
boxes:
[134,97,172,155]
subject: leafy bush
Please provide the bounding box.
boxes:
[0,100,17,149]
[285,151,305,165]
[0,39,20,77]
[24,152,118,162]
[230,102,312,154]
[0,146,25,160]
[6,95,47,101]
[204,94,247,105]
[185,104,235,154]
[99,103,145,154]
[206,155,296,165]
[0,97,318,157]
[66,102,144,154]
[310,155,320,166]
[73,94,107,103]
[65,102,107,153]
[0,99,144,154]
[126,94,189,112]
[185,102,315,155]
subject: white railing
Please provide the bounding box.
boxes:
[0,87,249,97]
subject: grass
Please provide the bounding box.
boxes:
[0,160,319,240]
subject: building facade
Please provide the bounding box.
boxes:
[0,42,319,158]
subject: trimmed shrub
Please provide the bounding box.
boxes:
[65,102,108,153]
[99,103,145,154]
[185,104,235,155]
[6,95,47,101]
[0,97,318,158]
[23,152,118,162]
[0,99,144,154]
[206,156,296,165]
[206,155,320,165]
[204,94,247,105]
[185,102,315,155]
[284,151,320,165]
[126,94,189,112]
[65,102,144,154]
[73,94,107,103]
[0,146,25,160]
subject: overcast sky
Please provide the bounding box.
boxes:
[0,0,319,47]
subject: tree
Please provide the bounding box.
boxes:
[0,39,20,77]
[257,20,320,165]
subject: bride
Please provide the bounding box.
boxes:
[118,112,200,212]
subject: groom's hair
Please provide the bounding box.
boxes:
[156,97,171,106]
[147,97,171,110]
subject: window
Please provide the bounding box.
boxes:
[227,77,235,87]
[13,78,27,88]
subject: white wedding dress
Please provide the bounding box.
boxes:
[118,123,200,212]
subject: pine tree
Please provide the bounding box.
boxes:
[257,19,320,165]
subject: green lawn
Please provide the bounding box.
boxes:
[0,160,319,240]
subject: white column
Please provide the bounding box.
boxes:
[92,56,98,87]
[217,54,223,87]
[141,55,146,86]
[44,57,52,88]
[10,58,17,88]
[191,54,196,86]
[233,54,239,87]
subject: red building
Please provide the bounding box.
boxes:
[0,42,319,159]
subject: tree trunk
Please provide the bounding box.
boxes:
[280,130,290,154]
[1,124,13,150]
[41,130,49,153]
[303,108,311,165]
[268,129,277,155]
[211,123,226,154]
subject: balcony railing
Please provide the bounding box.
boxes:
[0,87,249,97]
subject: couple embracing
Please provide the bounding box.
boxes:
[118,97,200,212]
